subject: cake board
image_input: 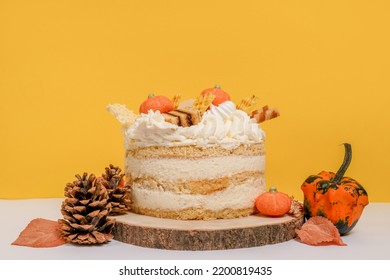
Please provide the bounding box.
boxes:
[113,213,304,250]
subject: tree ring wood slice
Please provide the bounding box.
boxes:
[113,212,304,251]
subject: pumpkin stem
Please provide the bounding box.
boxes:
[269,186,278,193]
[332,143,352,184]
[214,83,221,89]
[148,93,155,98]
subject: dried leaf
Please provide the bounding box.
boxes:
[288,199,303,217]
[296,216,346,246]
[12,218,66,248]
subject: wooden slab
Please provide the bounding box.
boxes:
[113,212,304,251]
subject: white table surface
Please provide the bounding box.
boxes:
[1,198,389,260]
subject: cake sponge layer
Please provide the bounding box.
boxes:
[124,143,266,220]
[126,155,265,181]
[131,177,265,219]
[126,142,265,159]
[130,171,264,195]
[131,205,255,220]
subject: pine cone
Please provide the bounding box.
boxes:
[101,164,131,215]
[59,173,115,245]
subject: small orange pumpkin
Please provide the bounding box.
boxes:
[139,93,174,114]
[200,84,230,106]
[255,187,292,217]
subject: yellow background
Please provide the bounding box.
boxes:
[1,0,389,202]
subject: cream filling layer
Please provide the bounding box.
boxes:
[126,155,265,181]
[131,177,265,211]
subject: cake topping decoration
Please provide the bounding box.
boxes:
[171,93,181,109]
[207,100,236,120]
[106,104,138,128]
[125,101,264,149]
[200,84,231,106]
[139,93,174,114]
[251,105,280,123]
[192,92,215,114]
[237,95,259,114]
[178,98,195,109]
[163,108,201,127]
[108,85,280,148]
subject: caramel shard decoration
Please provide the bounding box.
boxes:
[192,93,215,115]
[237,95,259,113]
[251,105,280,123]
[163,108,201,127]
[171,93,181,110]
[106,104,139,128]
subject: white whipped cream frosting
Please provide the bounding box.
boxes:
[124,101,265,149]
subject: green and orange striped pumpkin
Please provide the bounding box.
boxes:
[300,143,369,235]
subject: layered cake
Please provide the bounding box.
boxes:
[107,86,279,220]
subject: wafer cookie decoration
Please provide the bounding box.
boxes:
[251,105,280,123]
[106,104,139,128]
[192,92,215,114]
[237,95,259,114]
[171,93,181,109]
[178,98,195,109]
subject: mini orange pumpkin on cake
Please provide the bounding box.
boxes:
[139,93,174,114]
[200,84,230,106]
[107,84,280,220]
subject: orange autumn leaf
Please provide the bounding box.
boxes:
[296,216,346,246]
[12,218,66,248]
